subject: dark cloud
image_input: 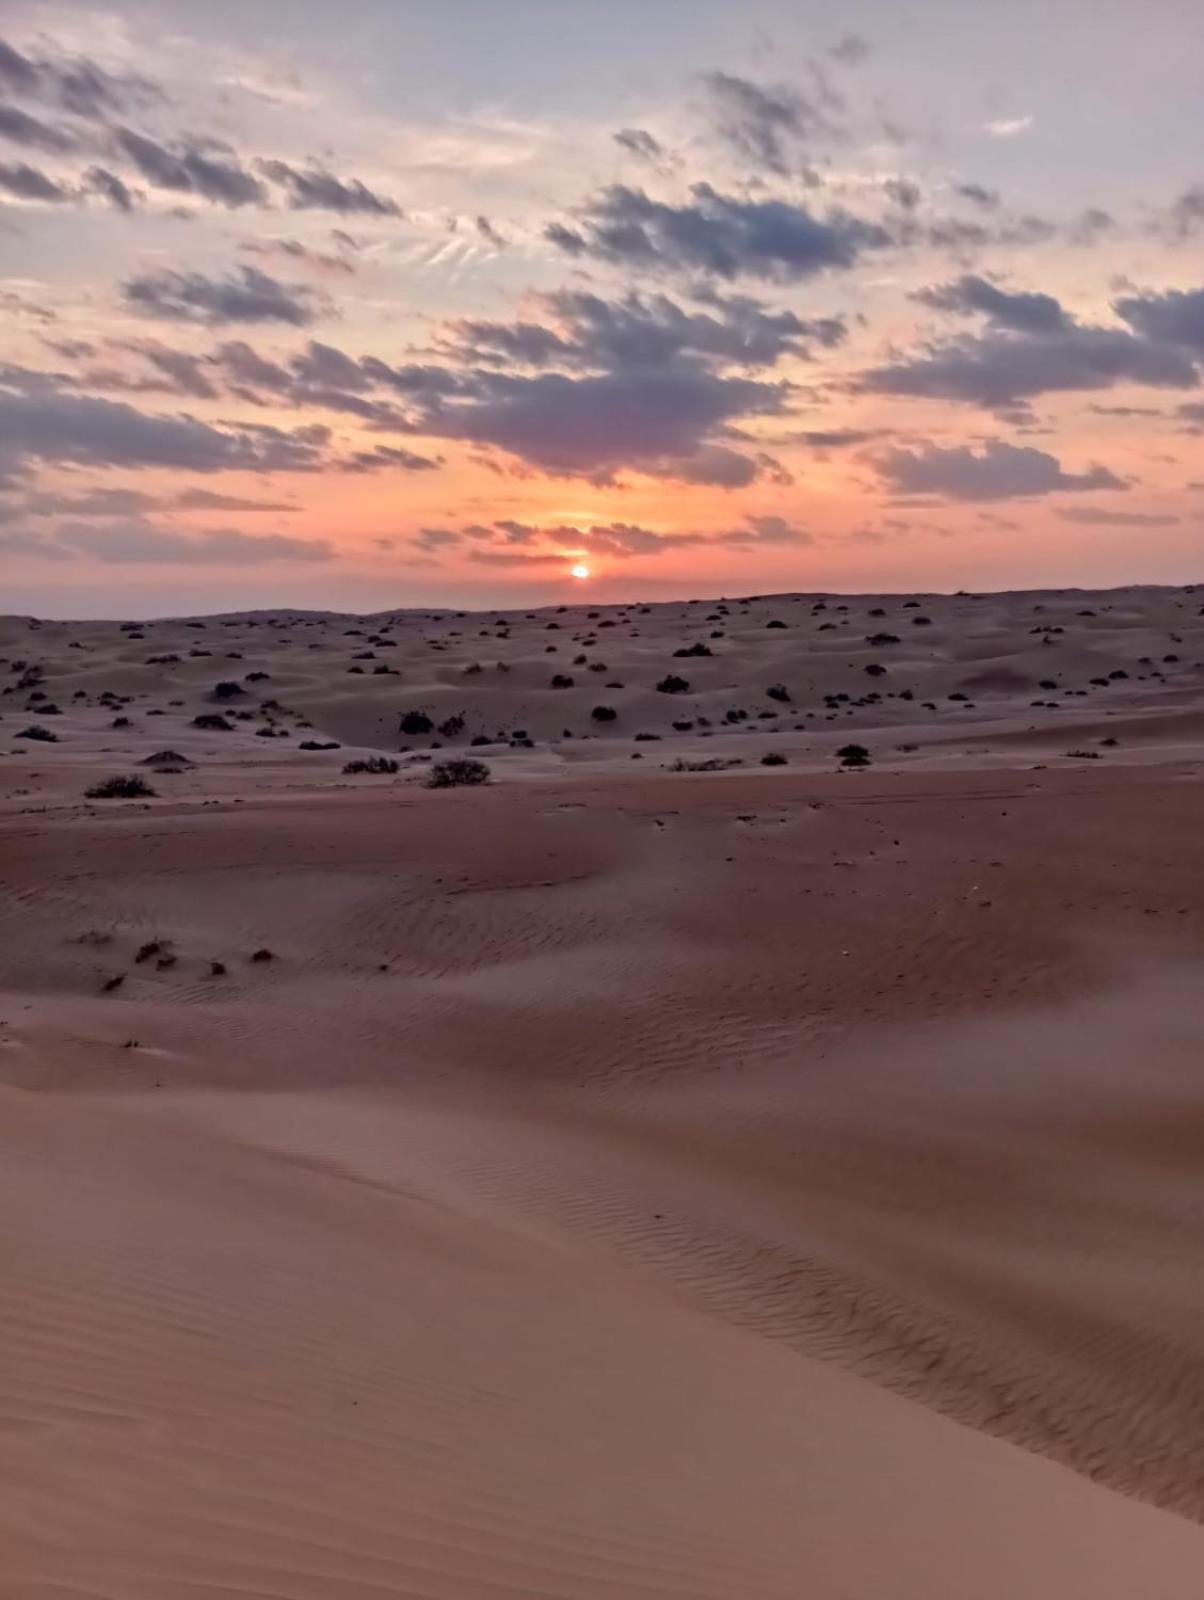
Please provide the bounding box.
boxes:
[474,214,505,248]
[614,127,665,163]
[953,182,999,209]
[862,322,1197,408]
[343,444,440,472]
[49,519,332,562]
[425,364,785,482]
[449,287,842,372]
[547,183,888,282]
[914,273,1070,333]
[877,439,1126,500]
[884,178,921,211]
[241,236,358,274]
[0,102,76,151]
[114,128,266,206]
[0,159,69,201]
[82,165,136,210]
[1055,507,1178,526]
[257,158,400,216]
[123,265,324,327]
[0,376,329,474]
[1178,401,1204,424]
[1115,287,1204,352]
[700,71,831,175]
[794,427,881,448]
[0,36,158,119]
[420,513,808,564]
[175,488,296,511]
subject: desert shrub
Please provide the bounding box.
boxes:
[438,713,466,738]
[766,683,790,703]
[550,674,574,688]
[343,756,399,774]
[192,713,232,731]
[671,756,743,772]
[656,674,690,694]
[399,710,434,735]
[86,774,156,799]
[17,724,57,741]
[866,632,900,646]
[673,642,712,658]
[591,705,617,722]
[427,757,491,788]
[211,680,244,700]
[837,743,871,767]
[766,619,787,629]
[299,739,340,751]
[865,663,887,677]
[250,947,275,962]
[141,750,190,768]
[760,751,788,766]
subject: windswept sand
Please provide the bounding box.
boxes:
[5,587,1204,1596]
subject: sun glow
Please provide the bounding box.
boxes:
[570,563,591,580]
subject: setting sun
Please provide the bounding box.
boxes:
[570,563,591,580]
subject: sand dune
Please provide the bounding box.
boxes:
[4,588,1204,1595]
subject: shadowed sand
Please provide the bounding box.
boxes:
[4,588,1204,1595]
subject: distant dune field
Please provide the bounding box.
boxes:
[4,588,1204,1597]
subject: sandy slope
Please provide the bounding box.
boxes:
[4,588,1204,1595]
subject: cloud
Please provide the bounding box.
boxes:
[547,182,888,282]
[426,364,786,482]
[953,182,999,209]
[861,321,1198,408]
[0,36,159,119]
[448,287,842,372]
[114,129,266,206]
[49,519,332,562]
[794,427,882,448]
[984,115,1033,137]
[830,34,871,65]
[877,439,1126,500]
[700,71,832,175]
[257,158,400,216]
[914,273,1070,333]
[1114,287,1204,352]
[0,378,329,474]
[83,165,136,210]
[123,265,324,326]
[614,127,665,163]
[0,159,70,201]
[174,488,296,511]
[424,513,809,564]
[1055,507,1178,526]
[0,102,76,151]
[343,444,439,472]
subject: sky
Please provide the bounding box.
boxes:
[1,0,1202,617]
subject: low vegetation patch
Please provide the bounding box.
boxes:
[838,743,871,768]
[85,774,157,799]
[427,757,491,788]
[343,756,399,774]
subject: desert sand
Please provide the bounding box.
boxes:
[4,585,1204,1596]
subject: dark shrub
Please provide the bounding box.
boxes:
[250,947,275,962]
[86,775,156,798]
[766,683,790,703]
[399,710,434,735]
[427,758,491,788]
[299,740,340,751]
[656,674,690,694]
[837,743,871,767]
[591,705,617,722]
[673,641,712,657]
[17,724,57,741]
[766,619,787,629]
[550,674,574,688]
[760,751,788,766]
[343,756,399,774]
[211,681,244,700]
[438,713,465,737]
[192,713,232,731]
